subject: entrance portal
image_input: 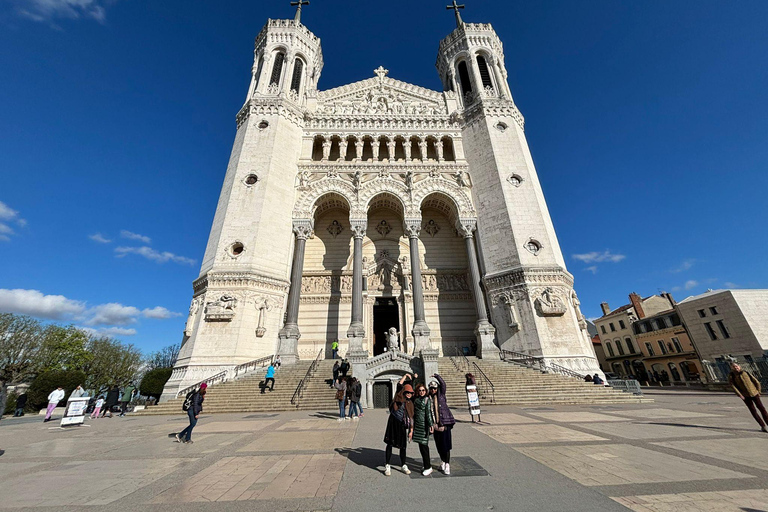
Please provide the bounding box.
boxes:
[373,297,399,356]
[372,381,392,409]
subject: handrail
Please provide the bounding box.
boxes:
[291,349,323,408]
[176,370,227,399]
[233,355,274,377]
[451,345,470,372]
[469,361,495,403]
[499,349,584,380]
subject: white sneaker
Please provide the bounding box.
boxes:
[337,418,343,422]
[344,417,351,420]
[402,464,411,475]
[444,463,450,475]
[384,464,391,476]
[440,461,446,472]
[422,467,433,476]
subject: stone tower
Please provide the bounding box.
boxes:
[436,17,597,370]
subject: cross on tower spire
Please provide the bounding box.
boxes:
[446,0,465,28]
[290,0,309,23]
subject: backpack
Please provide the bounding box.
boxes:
[182,391,197,412]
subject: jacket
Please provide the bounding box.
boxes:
[121,385,135,402]
[333,380,347,400]
[48,389,65,404]
[412,396,434,445]
[190,392,204,415]
[433,374,455,426]
[105,388,120,407]
[348,381,361,402]
[265,366,276,379]
[16,394,27,408]
[729,370,761,398]
[70,387,85,398]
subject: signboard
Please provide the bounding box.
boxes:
[60,397,89,427]
[466,385,481,420]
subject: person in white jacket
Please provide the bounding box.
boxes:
[44,387,65,422]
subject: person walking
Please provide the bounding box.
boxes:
[729,362,768,433]
[347,377,362,419]
[119,383,136,416]
[331,339,339,359]
[102,386,120,418]
[331,360,340,388]
[339,359,350,378]
[44,387,65,422]
[14,392,27,417]
[70,385,85,399]
[90,396,104,419]
[383,373,414,476]
[429,374,456,475]
[176,383,206,443]
[412,383,435,476]
[334,377,347,421]
[262,363,276,394]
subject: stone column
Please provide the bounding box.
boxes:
[348,219,369,396]
[277,219,312,364]
[469,54,485,98]
[457,218,498,358]
[404,217,431,352]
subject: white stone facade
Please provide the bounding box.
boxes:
[162,15,602,401]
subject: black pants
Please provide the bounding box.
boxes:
[120,402,129,415]
[262,378,275,393]
[744,395,768,427]
[14,407,24,417]
[385,444,406,466]
[418,443,431,470]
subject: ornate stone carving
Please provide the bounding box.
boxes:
[327,220,343,238]
[184,297,201,336]
[293,219,313,240]
[492,292,519,330]
[205,295,237,321]
[424,219,440,237]
[350,218,367,238]
[454,169,468,187]
[507,174,524,187]
[571,290,588,331]
[375,219,392,237]
[534,287,567,317]
[456,218,477,238]
[255,297,274,337]
[403,217,422,238]
[524,237,542,255]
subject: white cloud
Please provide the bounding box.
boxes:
[684,280,699,290]
[671,259,696,273]
[724,282,741,289]
[84,303,141,326]
[572,250,626,264]
[12,0,111,24]
[584,266,598,274]
[115,246,196,266]
[0,288,86,319]
[81,326,137,337]
[89,233,112,244]
[142,306,182,319]
[120,230,152,244]
[0,200,26,242]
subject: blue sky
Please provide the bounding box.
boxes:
[1,0,766,352]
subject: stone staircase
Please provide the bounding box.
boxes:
[139,360,341,415]
[437,357,652,407]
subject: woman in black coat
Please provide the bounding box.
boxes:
[383,373,415,476]
[102,386,120,418]
[429,374,456,475]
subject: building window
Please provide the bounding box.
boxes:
[625,338,635,354]
[697,309,706,318]
[457,61,473,96]
[601,325,606,334]
[670,313,681,326]
[716,320,730,339]
[605,341,615,357]
[704,322,718,340]
[709,306,719,315]
[253,56,264,90]
[610,323,616,332]
[644,321,652,332]
[619,320,626,330]
[645,342,655,356]
[672,337,683,353]
[289,58,303,93]
[657,340,668,355]
[616,339,625,356]
[476,55,494,89]
[269,52,285,86]
[656,318,667,330]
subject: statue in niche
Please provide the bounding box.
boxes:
[184,298,200,336]
[386,327,400,352]
[255,298,272,337]
[377,262,392,290]
[454,170,468,187]
[571,291,588,331]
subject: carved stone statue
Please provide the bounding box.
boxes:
[386,327,400,351]
[535,287,567,316]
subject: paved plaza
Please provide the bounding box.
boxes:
[1,390,767,511]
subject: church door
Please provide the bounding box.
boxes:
[372,381,392,409]
[373,297,399,356]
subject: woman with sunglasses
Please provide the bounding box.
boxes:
[412,382,435,475]
[429,373,455,474]
[383,373,415,476]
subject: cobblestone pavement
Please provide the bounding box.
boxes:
[0,389,766,511]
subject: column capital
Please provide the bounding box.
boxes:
[292,219,313,240]
[403,217,422,238]
[456,218,477,238]
[349,218,367,238]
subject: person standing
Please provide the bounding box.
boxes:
[102,386,120,418]
[429,374,456,475]
[119,383,136,416]
[347,377,362,419]
[331,360,340,388]
[383,374,414,476]
[14,392,27,417]
[44,387,65,422]
[339,359,350,378]
[274,355,282,370]
[729,362,768,433]
[70,385,85,399]
[262,364,276,394]
[412,383,435,476]
[90,396,104,419]
[331,339,339,359]
[334,377,347,421]
[176,383,206,443]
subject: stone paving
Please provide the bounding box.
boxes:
[0,389,767,511]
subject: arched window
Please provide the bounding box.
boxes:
[605,341,615,357]
[253,56,264,90]
[476,55,493,89]
[290,59,304,93]
[625,337,635,354]
[457,61,472,95]
[615,339,625,356]
[445,73,454,92]
[269,52,285,86]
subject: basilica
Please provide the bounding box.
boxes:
[162,4,601,402]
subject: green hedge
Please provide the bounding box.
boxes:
[27,370,87,411]
[3,393,18,415]
[140,367,173,401]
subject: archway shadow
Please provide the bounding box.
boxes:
[309,412,340,420]
[647,421,756,433]
[335,446,421,471]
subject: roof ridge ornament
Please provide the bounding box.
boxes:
[290,0,309,23]
[446,0,465,28]
[374,66,389,88]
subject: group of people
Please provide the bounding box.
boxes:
[331,359,350,385]
[37,384,135,422]
[333,375,363,420]
[584,374,605,385]
[383,372,455,477]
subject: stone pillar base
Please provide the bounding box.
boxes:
[277,331,300,365]
[475,321,499,359]
[412,321,431,353]
[420,348,440,381]
[346,331,366,358]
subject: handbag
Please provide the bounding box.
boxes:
[335,389,344,401]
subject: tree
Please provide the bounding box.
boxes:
[27,370,87,410]
[0,313,44,418]
[83,336,142,394]
[139,367,173,401]
[145,343,180,370]
[37,325,93,373]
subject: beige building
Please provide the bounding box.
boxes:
[676,289,768,362]
[594,293,674,378]
[634,309,702,383]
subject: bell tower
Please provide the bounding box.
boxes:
[436,5,601,375]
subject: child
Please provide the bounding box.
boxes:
[90,396,104,419]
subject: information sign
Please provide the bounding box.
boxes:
[60,397,89,427]
[466,384,481,421]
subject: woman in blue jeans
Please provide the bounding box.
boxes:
[175,384,206,444]
[333,377,347,421]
